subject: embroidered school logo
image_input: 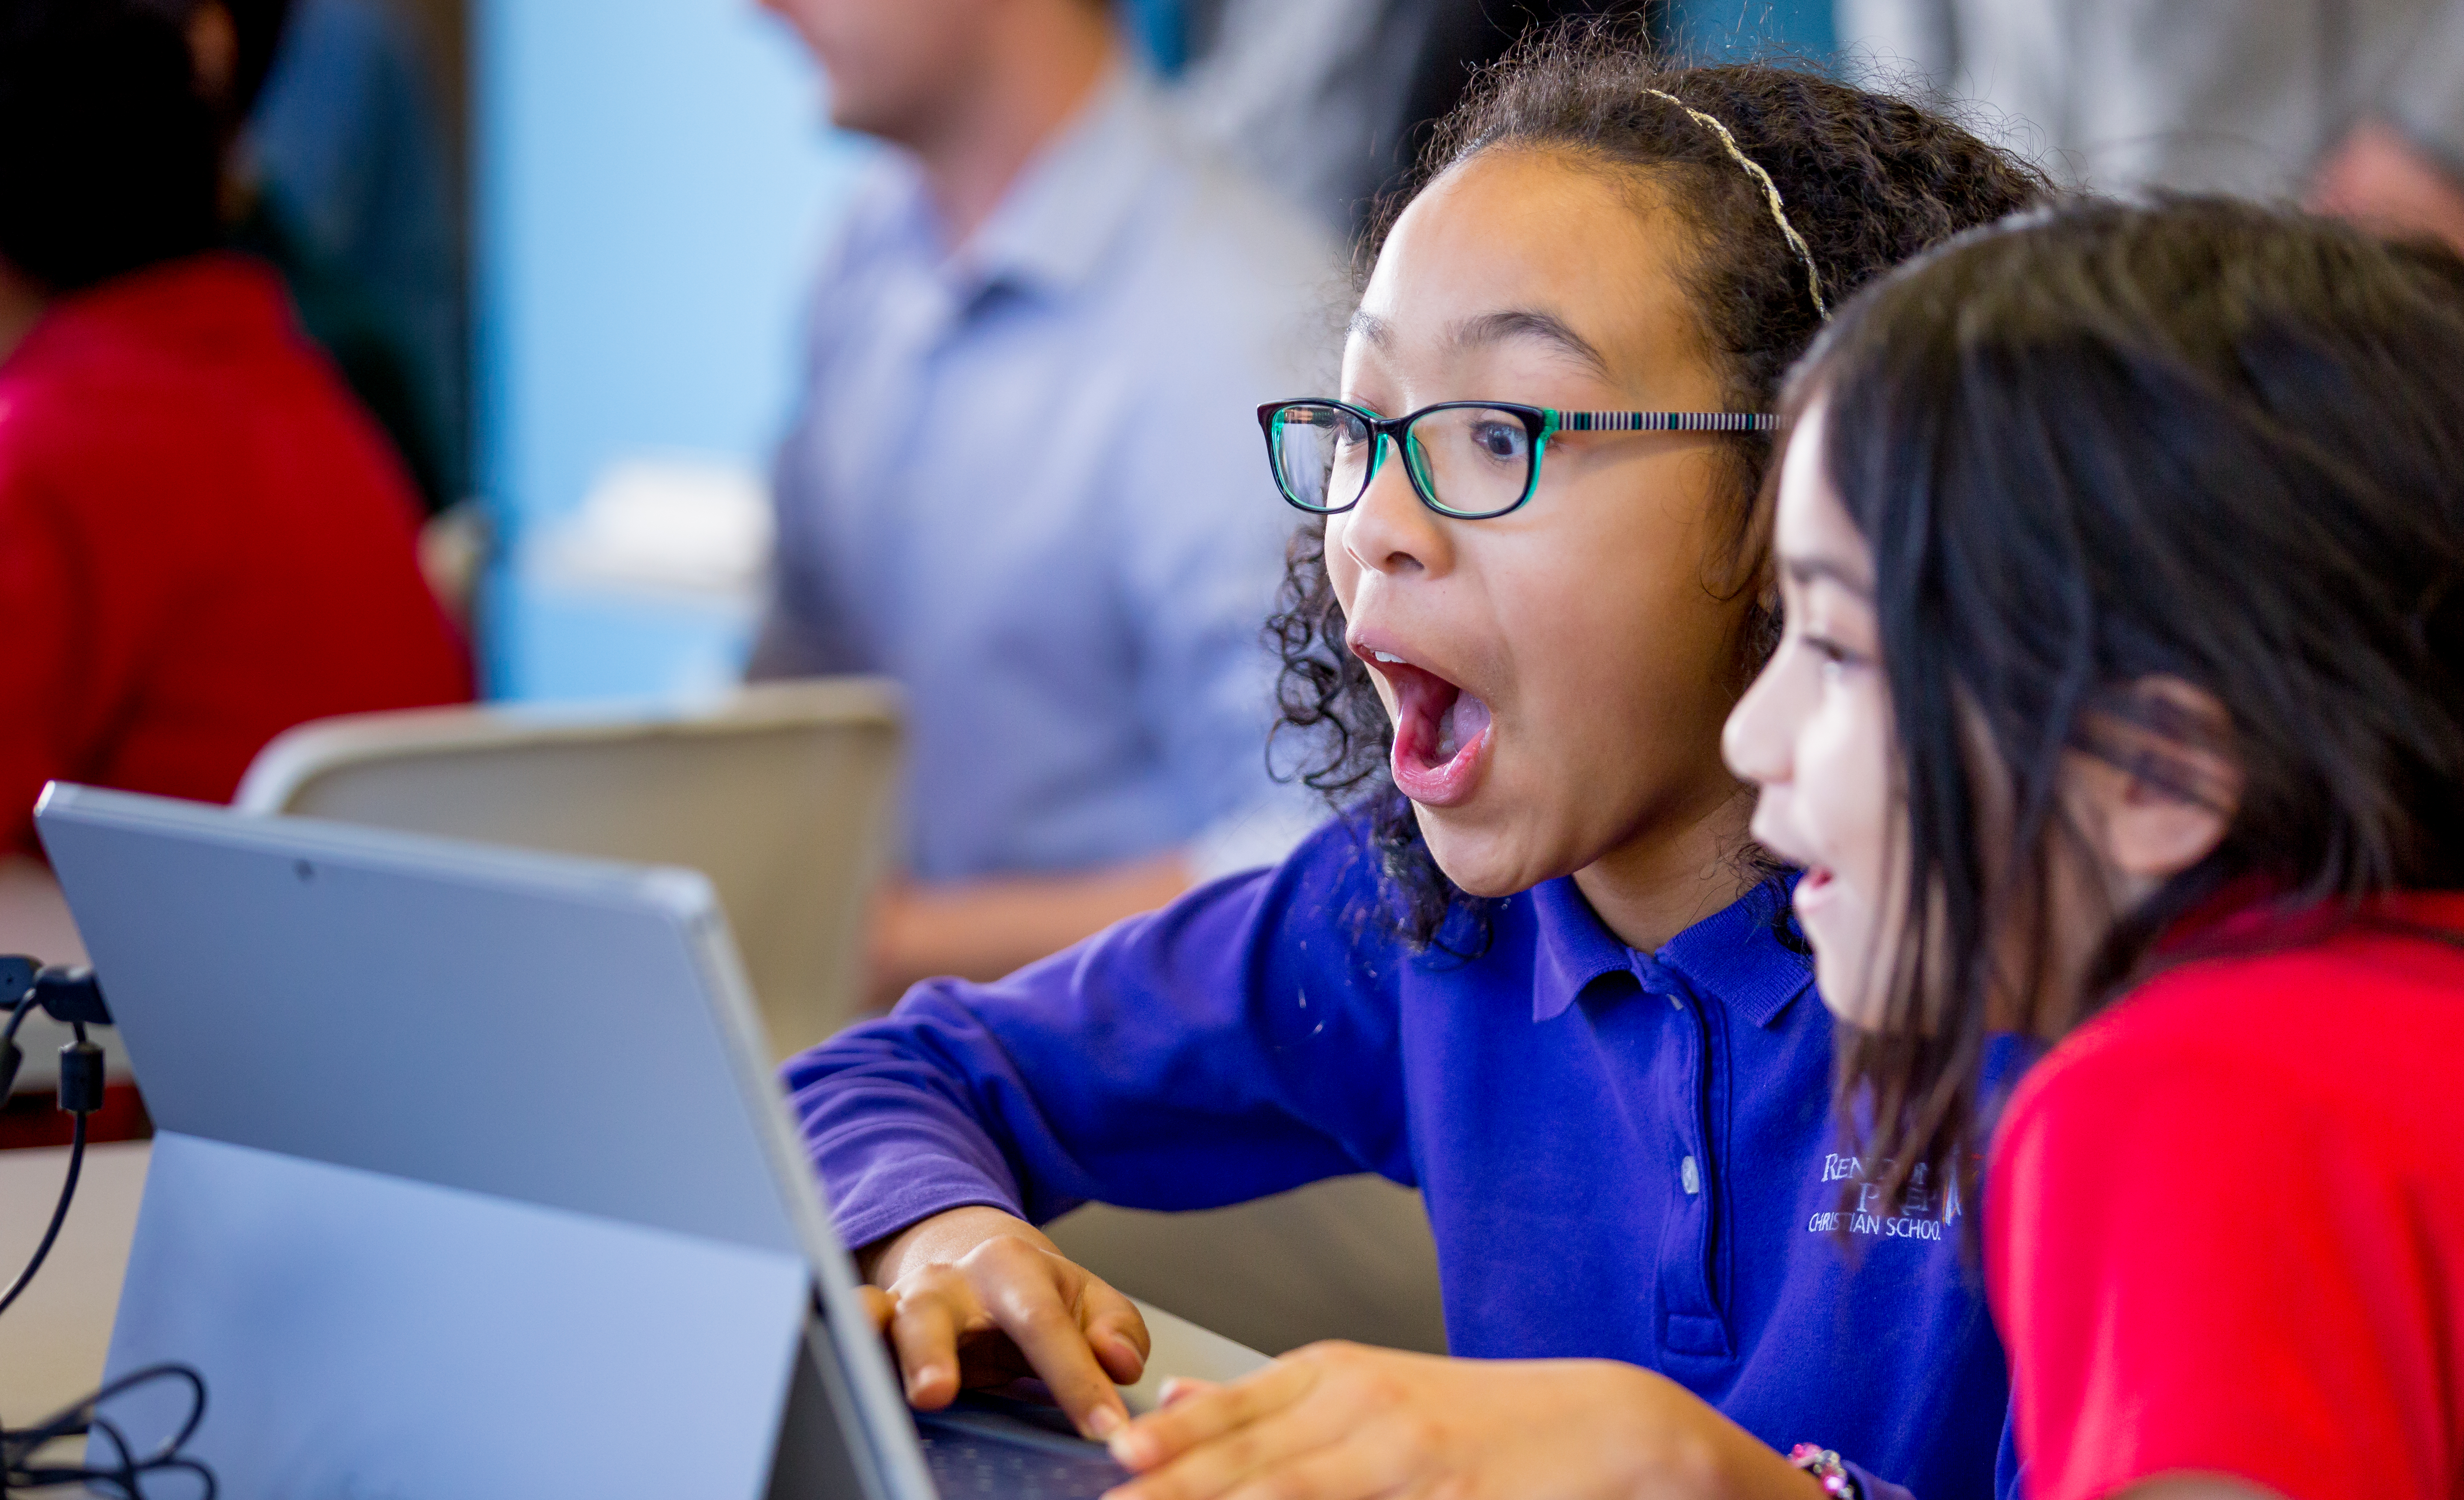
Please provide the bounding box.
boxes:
[1805,1154,1961,1241]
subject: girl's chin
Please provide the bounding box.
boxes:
[1413,816,1536,901]
[1812,968,1891,1031]
[1807,931,1892,1030]
[1796,884,1890,1026]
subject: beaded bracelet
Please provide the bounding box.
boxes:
[1787,1443,1861,1498]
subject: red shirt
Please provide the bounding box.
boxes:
[0,254,471,854]
[1989,895,2464,1500]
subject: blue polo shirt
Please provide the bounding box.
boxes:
[785,818,2008,1499]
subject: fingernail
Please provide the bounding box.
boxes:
[1088,1405,1123,1441]
[1109,1428,1149,1468]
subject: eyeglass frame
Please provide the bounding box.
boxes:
[1256,398,1780,520]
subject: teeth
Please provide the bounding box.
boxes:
[1372,650,1407,664]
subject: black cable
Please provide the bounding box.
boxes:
[0,1107,83,1321]
[3,1364,215,1498]
[0,999,94,1322]
[0,987,36,1085]
[0,966,217,1498]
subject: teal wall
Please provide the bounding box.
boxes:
[1660,0,1838,63]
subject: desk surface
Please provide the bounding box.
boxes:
[0,1140,148,1423]
[0,854,88,970]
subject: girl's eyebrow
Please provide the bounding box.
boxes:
[1342,307,1611,379]
[1450,309,1611,376]
[1782,553,1874,598]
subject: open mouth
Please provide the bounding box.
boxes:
[1359,645,1493,807]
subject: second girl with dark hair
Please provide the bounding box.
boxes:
[1727,199,2464,1498]
[785,32,2050,1500]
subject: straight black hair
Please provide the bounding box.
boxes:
[1265,24,2055,952]
[0,0,222,291]
[1800,198,2464,1203]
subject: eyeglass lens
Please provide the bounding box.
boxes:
[1273,404,1535,516]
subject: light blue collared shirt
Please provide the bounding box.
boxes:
[754,68,1336,881]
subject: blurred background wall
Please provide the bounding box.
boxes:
[471,0,868,701]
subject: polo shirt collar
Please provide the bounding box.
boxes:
[1658,874,1816,1027]
[1529,873,1815,1027]
[1529,877,1632,1023]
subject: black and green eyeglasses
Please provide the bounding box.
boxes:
[1258,399,1778,520]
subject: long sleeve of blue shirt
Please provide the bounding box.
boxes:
[788,825,1398,1245]
[784,819,2007,1499]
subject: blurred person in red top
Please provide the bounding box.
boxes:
[0,0,471,858]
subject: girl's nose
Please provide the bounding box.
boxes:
[1722,659,1795,789]
[1336,438,1452,580]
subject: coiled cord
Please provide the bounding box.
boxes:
[1,966,216,1497]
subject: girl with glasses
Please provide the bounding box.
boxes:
[787,29,2049,1500]
[1725,199,2464,1500]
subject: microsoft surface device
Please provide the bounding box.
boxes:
[35,783,1185,1500]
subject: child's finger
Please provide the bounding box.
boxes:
[1079,1279,1152,1384]
[1103,1377,1355,1500]
[1109,1358,1316,1471]
[986,1277,1133,1441]
[886,1281,967,1409]
[1158,1376,1220,1408]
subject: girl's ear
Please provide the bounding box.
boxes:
[2066,676,2242,887]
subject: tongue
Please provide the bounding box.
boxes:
[1435,691,1492,762]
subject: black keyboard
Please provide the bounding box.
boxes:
[915,1400,1131,1499]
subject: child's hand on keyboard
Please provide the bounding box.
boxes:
[858,1205,1152,1442]
[1100,1343,1824,1500]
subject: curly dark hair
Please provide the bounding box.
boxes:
[1265,26,2056,953]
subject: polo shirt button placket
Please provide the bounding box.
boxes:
[1642,958,1732,1361]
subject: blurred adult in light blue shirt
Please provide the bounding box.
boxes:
[750,0,1334,999]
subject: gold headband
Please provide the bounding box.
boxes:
[1643,89,1829,319]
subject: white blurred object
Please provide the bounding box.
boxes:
[1835,0,1959,93]
[537,453,774,600]
[1120,1297,1271,1412]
